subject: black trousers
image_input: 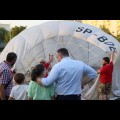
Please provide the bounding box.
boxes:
[56,95,81,100]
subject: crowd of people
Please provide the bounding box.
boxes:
[0,48,115,100]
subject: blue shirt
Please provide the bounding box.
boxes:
[42,57,97,95]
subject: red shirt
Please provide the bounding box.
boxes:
[43,62,50,77]
[99,62,113,84]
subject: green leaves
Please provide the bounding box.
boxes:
[100,25,120,42]
[0,27,8,42]
[4,26,26,45]
[10,26,26,39]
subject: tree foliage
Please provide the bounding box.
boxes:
[100,25,120,42]
[4,26,26,45]
[100,25,113,36]
[115,35,120,42]
[0,27,8,42]
[11,26,26,39]
[4,32,11,45]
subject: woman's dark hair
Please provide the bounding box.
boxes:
[103,57,110,64]
[14,73,25,84]
[31,64,45,81]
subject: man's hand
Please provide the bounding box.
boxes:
[36,78,43,86]
[9,97,14,100]
[97,70,101,74]
[0,84,5,100]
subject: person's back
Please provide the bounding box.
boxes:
[9,73,28,100]
[55,57,85,95]
[100,61,113,84]
[10,84,28,100]
[28,81,54,100]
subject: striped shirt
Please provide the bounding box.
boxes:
[0,62,13,97]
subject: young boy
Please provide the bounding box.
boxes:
[9,73,28,100]
[28,64,55,100]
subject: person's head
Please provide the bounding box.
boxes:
[14,73,25,84]
[56,48,69,62]
[40,59,46,64]
[103,57,110,66]
[6,52,17,67]
[31,64,45,82]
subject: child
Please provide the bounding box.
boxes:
[40,54,53,77]
[9,73,28,100]
[28,64,55,100]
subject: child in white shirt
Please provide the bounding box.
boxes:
[9,73,28,100]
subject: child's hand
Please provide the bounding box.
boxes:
[13,69,16,74]
[49,54,54,63]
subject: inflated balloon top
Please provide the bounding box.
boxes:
[0,21,120,74]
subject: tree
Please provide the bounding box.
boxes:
[4,32,11,45]
[100,25,113,36]
[4,26,26,45]
[100,25,120,42]
[11,26,26,39]
[0,27,8,42]
[115,35,120,42]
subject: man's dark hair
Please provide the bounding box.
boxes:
[14,73,25,84]
[103,57,110,64]
[31,64,45,82]
[6,52,17,62]
[57,48,69,56]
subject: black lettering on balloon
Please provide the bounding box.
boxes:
[76,27,84,32]
[109,47,117,52]
[98,36,108,42]
[104,42,114,46]
[83,29,92,34]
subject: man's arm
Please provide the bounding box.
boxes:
[0,69,10,100]
[37,64,59,86]
[9,97,14,100]
[0,84,5,100]
[82,64,97,85]
[97,70,101,74]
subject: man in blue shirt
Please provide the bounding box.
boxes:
[37,48,97,100]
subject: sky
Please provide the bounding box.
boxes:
[0,20,59,28]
